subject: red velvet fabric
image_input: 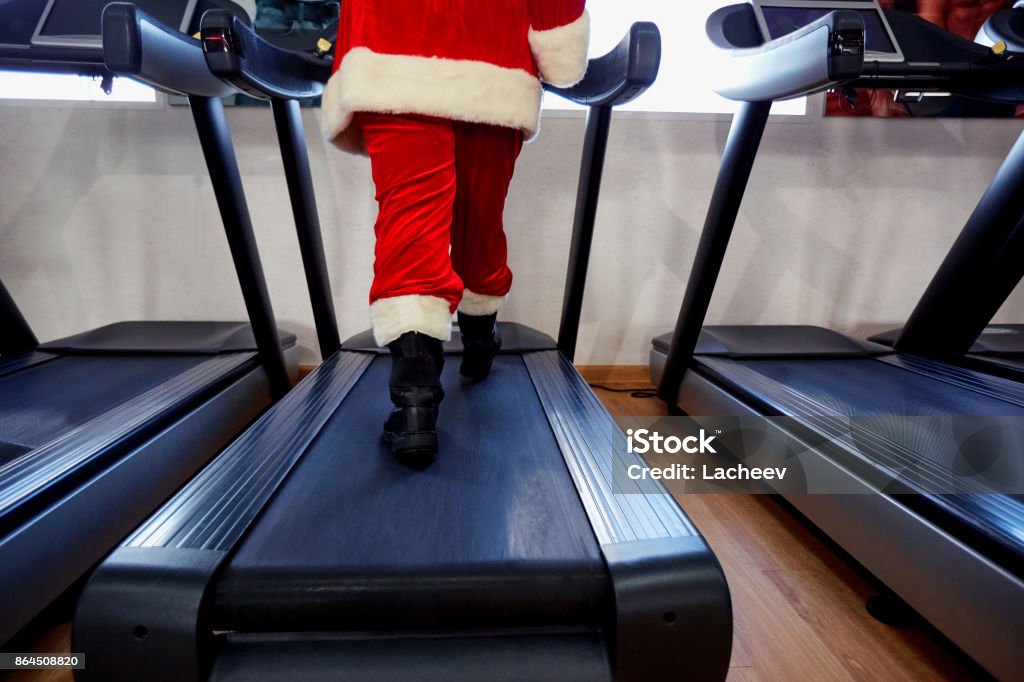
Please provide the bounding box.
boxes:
[357,112,523,310]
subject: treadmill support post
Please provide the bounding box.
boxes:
[896,128,1024,357]
[558,104,613,361]
[0,278,38,355]
[270,98,342,358]
[658,100,772,403]
[188,95,291,398]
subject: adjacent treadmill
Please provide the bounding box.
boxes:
[863,5,1024,380]
[0,0,250,78]
[73,8,733,682]
[650,3,1024,679]
[0,1,298,644]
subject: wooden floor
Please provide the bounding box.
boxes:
[5,367,982,682]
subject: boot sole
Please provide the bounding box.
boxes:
[382,430,438,460]
[459,363,493,380]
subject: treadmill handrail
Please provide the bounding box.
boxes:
[196,15,661,107]
[101,3,235,98]
[555,23,663,359]
[977,4,1024,52]
[199,9,328,100]
[194,13,664,362]
[197,10,343,358]
[707,5,865,101]
[102,4,293,397]
[545,22,661,107]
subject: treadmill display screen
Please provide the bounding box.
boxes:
[0,0,50,46]
[38,0,190,38]
[761,6,897,54]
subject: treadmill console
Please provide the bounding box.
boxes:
[750,0,904,61]
[30,0,198,49]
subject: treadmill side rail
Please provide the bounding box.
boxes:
[73,547,223,682]
[72,352,372,682]
[0,353,255,527]
[0,352,280,646]
[606,537,733,681]
[122,351,370,551]
[525,350,732,680]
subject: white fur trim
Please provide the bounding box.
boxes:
[370,295,453,346]
[529,11,590,87]
[322,48,544,153]
[320,69,357,152]
[458,290,508,316]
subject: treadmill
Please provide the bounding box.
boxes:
[73,8,733,682]
[0,0,251,79]
[650,2,1024,679]
[864,4,1024,380]
[0,0,298,644]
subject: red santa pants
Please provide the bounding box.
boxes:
[356,112,523,346]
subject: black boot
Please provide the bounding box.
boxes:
[458,312,501,380]
[383,332,444,464]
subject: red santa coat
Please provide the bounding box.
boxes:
[322,0,590,153]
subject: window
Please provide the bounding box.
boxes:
[0,71,156,103]
[545,0,806,116]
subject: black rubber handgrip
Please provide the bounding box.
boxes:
[201,9,329,100]
[545,22,662,107]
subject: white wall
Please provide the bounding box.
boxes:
[2,98,1023,365]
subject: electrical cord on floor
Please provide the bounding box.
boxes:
[587,384,658,399]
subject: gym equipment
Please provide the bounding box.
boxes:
[0,0,297,643]
[651,3,1024,678]
[0,0,250,81]
[72,7,733,681]
[866,4,1024,378]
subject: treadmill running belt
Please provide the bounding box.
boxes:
[0,354,216,461]
[214,354,609,633]
[721,357,1024,417]
[698,356,1024,573]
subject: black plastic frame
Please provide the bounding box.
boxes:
[658,100,772,402]
[0,278,39,356]
[525,350,732,680]
[73,352,373,682]
[896,129,1024,359]
[102,3,291,398]
[270,98,341,357]
[551,23,661,361]
[2,353,277,645]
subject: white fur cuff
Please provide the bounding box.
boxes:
[529,11,590,88]
[458,290,508,316]
[322,48,545,153]
[370,295,453,346]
